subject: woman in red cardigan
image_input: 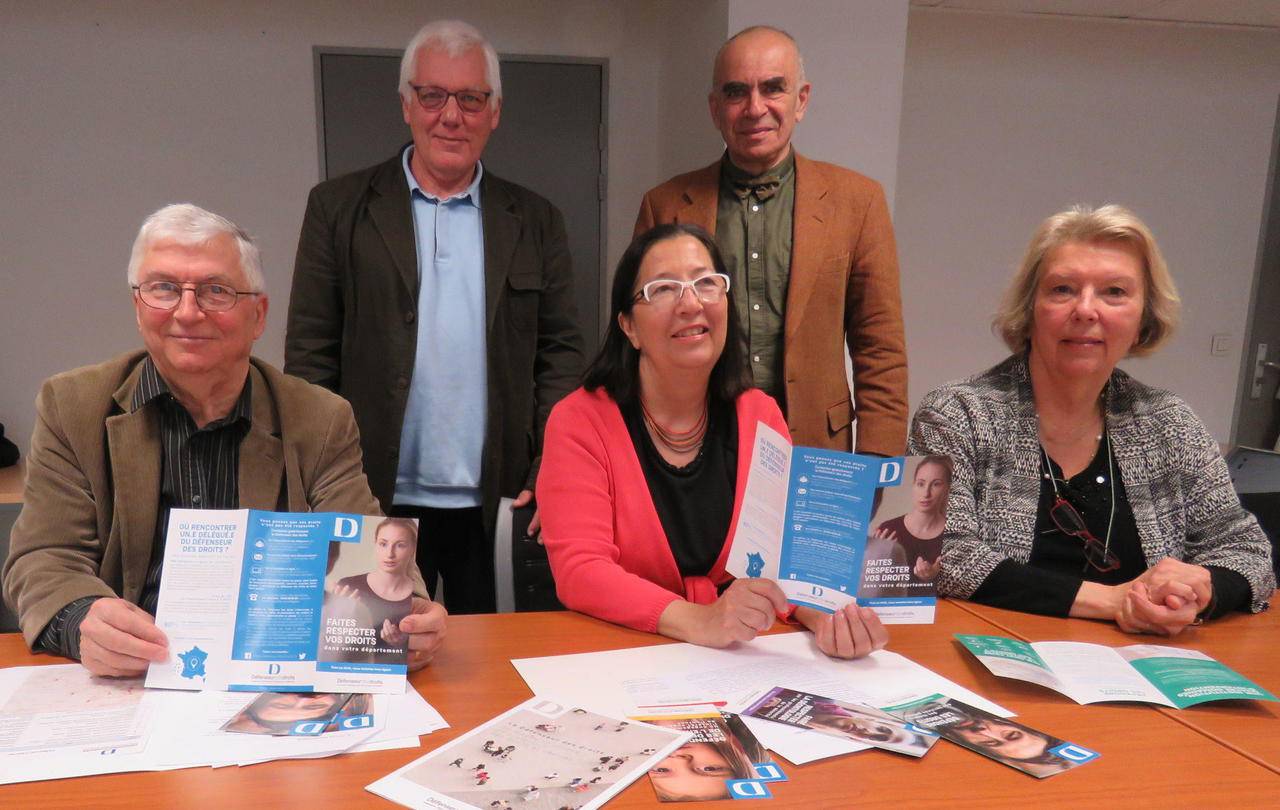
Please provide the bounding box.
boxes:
[538,224,887,658]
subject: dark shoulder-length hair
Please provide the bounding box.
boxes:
[582,223,752,406]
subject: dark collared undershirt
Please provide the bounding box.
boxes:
[36,357,251,660]
[715,150,796,407]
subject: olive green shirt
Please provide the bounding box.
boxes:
[715,150,795,406]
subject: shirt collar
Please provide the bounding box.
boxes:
[132,355,253,427]
[719,147,796,188]
[402,145,484,209]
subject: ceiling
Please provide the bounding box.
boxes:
[909,1,1280,29]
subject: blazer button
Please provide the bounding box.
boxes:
[397,375,409,389]
[404,311,415,324]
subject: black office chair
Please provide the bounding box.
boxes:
[494,499,564,613]
[1226,447,1280,582]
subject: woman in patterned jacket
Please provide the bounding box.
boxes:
[910,205,1273,635]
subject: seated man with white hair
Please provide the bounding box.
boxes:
[2,203,447,676]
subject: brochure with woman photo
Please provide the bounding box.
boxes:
[725,423,943,623]
[740,687,938,758]
[882,694,1099,778]
[220,691,367,736]
[629,703,784,802]
[146,510,419,694]
[367,697,689,810]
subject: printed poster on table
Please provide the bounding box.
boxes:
[367,696,689,809]
[147,509,419,694]
[727,423,950,622]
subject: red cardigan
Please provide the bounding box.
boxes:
[537,387,790,632]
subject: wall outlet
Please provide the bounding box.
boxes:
[1210,333,1232,357]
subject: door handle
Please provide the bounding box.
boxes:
[1253,344,1276,398]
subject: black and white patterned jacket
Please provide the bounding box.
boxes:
[908,354,1274,611]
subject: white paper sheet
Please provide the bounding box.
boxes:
[0,664,447,783]
[512,632,1010,765]
[0,666,170,784]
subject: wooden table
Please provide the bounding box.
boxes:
[3,601,1277,808]
[956,599,1280,775]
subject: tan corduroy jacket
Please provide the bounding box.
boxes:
[2,351,390,647]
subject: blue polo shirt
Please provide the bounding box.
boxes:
[394,147,488,508]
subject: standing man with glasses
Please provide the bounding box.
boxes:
[635,25,908,458]
[286,20,584,614]
[3,203,447,675]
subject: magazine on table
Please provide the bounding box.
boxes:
[956,634,1279,708]
[147,509,419,694]
[628,702,786,802]
[882,694,1099,778]
[367,696,688,809]
[726,422,948,623]
[739,686,938,758]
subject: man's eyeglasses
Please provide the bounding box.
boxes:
[409,84,493,114]
[133,281,259,312]
[632,274,731,308]
[1047,496,1121,573]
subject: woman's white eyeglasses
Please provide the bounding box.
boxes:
[632,273,731,307]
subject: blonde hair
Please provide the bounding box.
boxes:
[992,204,1180,357]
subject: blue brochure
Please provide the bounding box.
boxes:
[147,509,415,693]
[726,422,940,623]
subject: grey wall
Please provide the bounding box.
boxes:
[895,9,1280,443]
[3,1,1277,452]
[0,0,729,448]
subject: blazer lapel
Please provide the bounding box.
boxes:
[784,153,834,344]
[482,173,521,331]
[678,164,719,233]
[239,365,285,510]
[369,150,420,298]
[106,370,160,597]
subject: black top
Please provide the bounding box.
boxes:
[318,574,411,662]
[621,398,738,578]
[38,357,252,659]
[973,433,1249,618]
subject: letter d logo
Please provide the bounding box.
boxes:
[727,780,772,799]
[333,517,359,538]
[266,664,281,675]
[529,699,565,715]
[1049,743,1099,763]
[878,459,903,485]
[291,721,326,736]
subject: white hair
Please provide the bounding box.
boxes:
[126,203,264,291]
[398,20,502,109]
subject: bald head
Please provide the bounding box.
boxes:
[708,26,810,175]
[712,26,805,89]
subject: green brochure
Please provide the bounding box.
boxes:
[955,634,1277,709]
